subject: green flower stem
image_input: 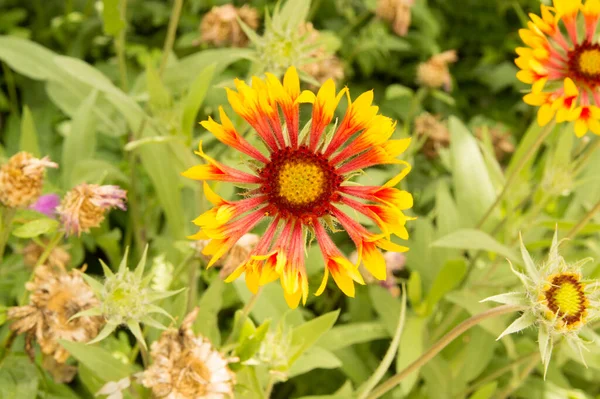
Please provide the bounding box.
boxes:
[138,337,150,367]
[366,305,521,399]
[0,207,16,262]
[159,0,183,77]
[496,352,540,399]
[573,137,600,175]
[224,289,262,347]
[115,0,129,91]
[458,351,540,397]
[565,199,600,240]
[358,286,407,399]
[186,259,200,313]
[476,123,555,229]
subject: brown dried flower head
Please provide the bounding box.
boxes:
[414,113,450,159]
[142,308,236,398]
[376,0,415,36]
[57,184,127,236]
[22,240,71,269]
[7,265,103,366]
[199,4,259,47]
[416,50,458,91]
[474,125,515,162]
[299,23,345,86]
[0,152,58,208]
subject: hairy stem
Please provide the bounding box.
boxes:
[0,207,16,262]
[367,305,521,399]
[476,123,554,229]
[115,0,129,91]
[159,0,184,77]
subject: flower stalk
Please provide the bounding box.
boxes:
[366,305,521,399]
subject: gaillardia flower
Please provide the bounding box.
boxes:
[183,66,413,308]
[517,0,600,136]
[483,230,600,376]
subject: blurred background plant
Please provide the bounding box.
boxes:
[1,0,600,398]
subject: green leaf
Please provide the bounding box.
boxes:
[146,62,172,110]
[369,285,402,335]
[0,355,39,399]
[12,218,59,238]
[469,382,497,399]
[59,339,135,382]
[288,347,341,378]
[182,64,215,138]
[194,278,224,346]
[102,0,125,36]
[396,316,427,394]
[277,0,311,31]
[289,309,340,365]
[296,381,354,399]
[237,320,271,362]
[424,259,467,313]
[19,106,40,157]
[317,322,389,352]
[431,229,520,263]
[407,271,422,307]
[69,159,128,186]
[62,90,98,187]
[449,117,496,227]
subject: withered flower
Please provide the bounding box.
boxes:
[376,0,415,36]
[57,184,127,236]
[7,265,103,372]
[414,113,450,159]
[416,50,458,91]
[141,308,236,398]
[474,125,515,162]
[0,152,58,208]
[298,23,345,86]
[199,4,259,47]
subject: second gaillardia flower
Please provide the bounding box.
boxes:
[483,230,600,376]
[183,66,413,308]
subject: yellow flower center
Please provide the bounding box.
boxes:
[543,273,588,329]
[578,49,600,76]
[259,146,342,220]
[277,162,325,205]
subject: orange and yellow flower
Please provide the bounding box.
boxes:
[183,66,413,308]
[517,0,600,136]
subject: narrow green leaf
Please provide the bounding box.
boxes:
[80,273,105,294]
[288,347,341,378]
[19,106,40,157]
[102,0,125,36]
[62,90,98,187]
[85,323,118,346]
[407,271,422,307]
[12,218,59,238]
[317,322,389,352]
[236,320,271,362]
[146,62,172,110]
[126,321,147,349]
[469,382,498,399]
[134,244,149,279]
[424,259,467,313]
[431,228,520,263]
[369,285,402,335]
[277,0,311,31]
[182,64,215,137]
[289,309,340,365]
[59,338,134,382]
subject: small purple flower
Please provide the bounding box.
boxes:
[30,194,61,217]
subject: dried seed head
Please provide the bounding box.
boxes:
[57,184,127,236]
[199,4,259,47]
[142,308,236,398]
[0,152,58,208]
[376,0,415,36]
[414,113,450,159]
[416,50,458,91]
[298,23,345,87]
[474,125,515,162]
[7,265,103,367]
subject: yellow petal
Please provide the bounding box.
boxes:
[283,66,300,99]
[574,119,588,137]
[296,90,316,104]
[315,267,330,296]
[203,182,225,206]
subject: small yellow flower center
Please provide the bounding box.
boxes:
[259,146,342,220]
[277,162,325,205]
[578,49,600,76]
[543,273,588,329]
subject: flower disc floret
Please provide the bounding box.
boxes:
[183,66,413,308]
